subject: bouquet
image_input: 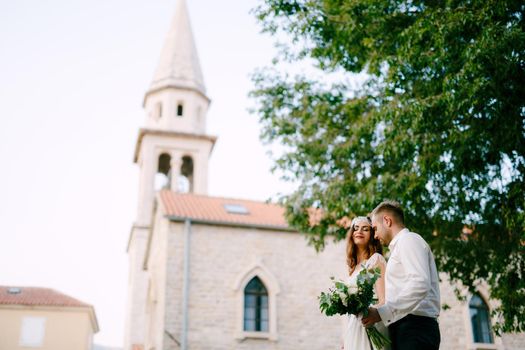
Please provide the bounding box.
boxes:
[318,267,391,350]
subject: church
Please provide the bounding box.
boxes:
[123,1,525,350]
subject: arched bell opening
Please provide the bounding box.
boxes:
[154,153,171,190]
[177,155,194,193]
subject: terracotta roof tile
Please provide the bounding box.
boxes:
[0,286,91,308]
[159,191,290,230]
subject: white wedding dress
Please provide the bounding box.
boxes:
[343,253,390,350]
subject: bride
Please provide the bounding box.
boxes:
[343,216,390,350]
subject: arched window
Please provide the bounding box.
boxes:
[154,153,171,190]
[176,103,184,117]
[178,156,193,193]
[243,277,269,332]
[469,294,493,343]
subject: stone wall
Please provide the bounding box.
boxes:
[163,222,347,350]
[124,226,150,350]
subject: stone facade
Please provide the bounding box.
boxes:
[146,215,348,350]
[124,226,149,350]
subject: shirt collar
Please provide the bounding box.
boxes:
[389,228,409,250]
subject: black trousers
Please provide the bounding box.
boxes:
[388,314,440,350]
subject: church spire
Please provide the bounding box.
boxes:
[148,0,206,96]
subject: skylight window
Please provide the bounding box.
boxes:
[7,287,21,294]
[224,203,249,215]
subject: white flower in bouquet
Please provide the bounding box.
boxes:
[348,284,358,294]
[338,290,348,306]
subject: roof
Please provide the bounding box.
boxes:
[147,0,206,97]
[0,286,90,307]
[159,190,291,230]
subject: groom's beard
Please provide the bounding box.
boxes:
[381,228,393,245]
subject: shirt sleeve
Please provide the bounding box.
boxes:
[378,234,432,325]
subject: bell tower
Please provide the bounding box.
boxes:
[124,1,216,349]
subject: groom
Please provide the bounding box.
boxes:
[361,200,441,350]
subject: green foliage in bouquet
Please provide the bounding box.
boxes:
[319,267,378,317]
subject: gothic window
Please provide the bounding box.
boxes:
[155,153,171,190]
[243,277,269,332]
[176,103,184,117]
[178,156,193,193]
[469,293,493,343]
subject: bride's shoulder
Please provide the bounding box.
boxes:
[366,252,386,267]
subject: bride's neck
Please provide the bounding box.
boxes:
[356,248,368,264]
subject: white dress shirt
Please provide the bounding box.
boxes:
[377,228,440,326]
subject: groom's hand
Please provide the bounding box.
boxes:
[362,307,381,327]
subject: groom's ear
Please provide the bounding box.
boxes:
[383,215,393,228]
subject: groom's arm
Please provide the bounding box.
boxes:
[377,234,431,326]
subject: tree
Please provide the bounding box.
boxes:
[250,0,525,334]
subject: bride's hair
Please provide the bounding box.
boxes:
[346,216,383,275]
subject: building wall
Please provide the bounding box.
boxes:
[0,307,95,350]
[136,134,213,202]
[144,205,170,350]
[163,219,185,349]
[124,226,150,350]
[162,222,348,350]
[143,88,209,135]
[501,334,525,350]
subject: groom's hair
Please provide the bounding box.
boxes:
[371,200,405,224]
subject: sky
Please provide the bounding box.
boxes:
[0,0,298,346]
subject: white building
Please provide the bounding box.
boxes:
[123,1,525,349]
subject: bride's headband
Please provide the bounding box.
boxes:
[351,216,371,228]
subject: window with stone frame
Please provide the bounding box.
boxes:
[469,293,494,343]
[243,276,269,332]
[176,103,184,117]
